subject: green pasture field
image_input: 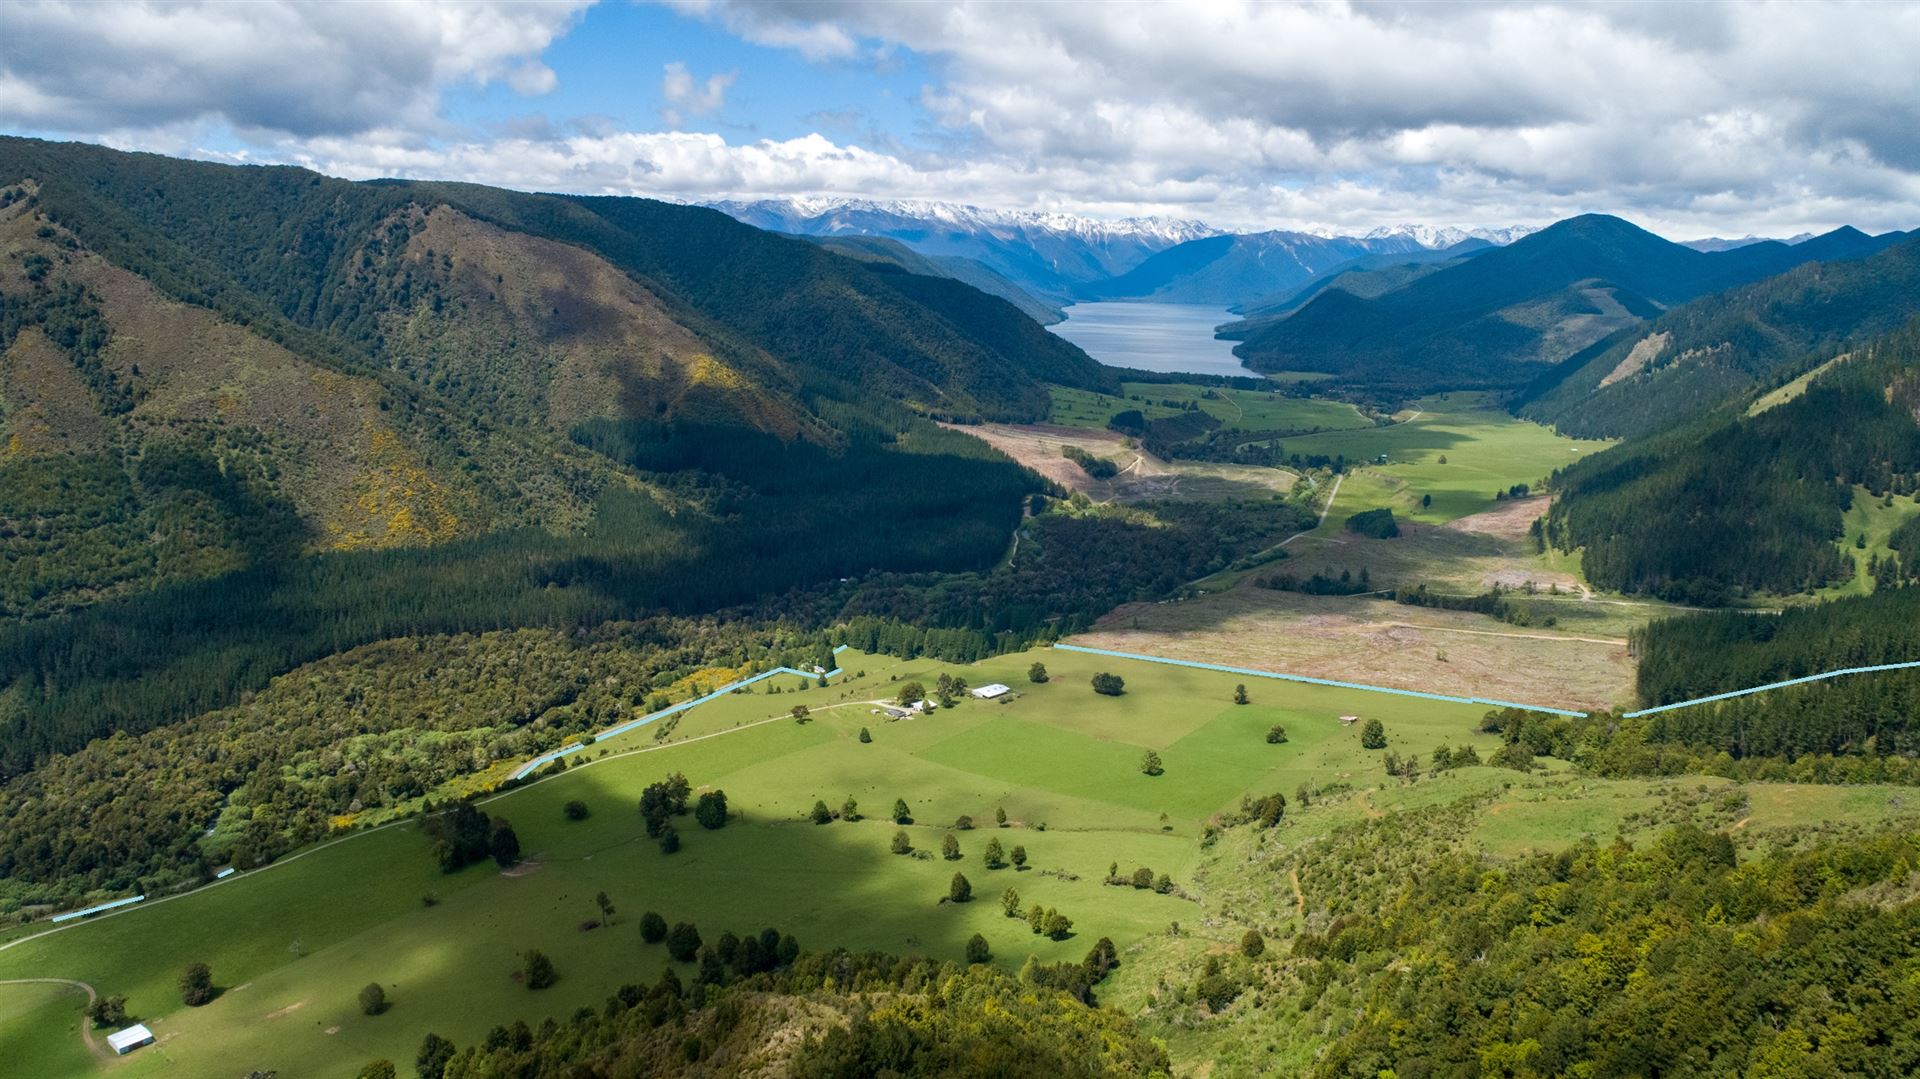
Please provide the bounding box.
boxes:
[6,644,1915,1077]
[0,647,1495,1077]
[1047,382,1371,435]
[1283,393,1614,528]
[0,982,100,1078]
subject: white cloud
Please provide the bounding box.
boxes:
[659,61,737,127]
[5,0,1920,236]
[0,0,588,137]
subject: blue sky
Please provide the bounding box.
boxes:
[3,1,1919,236]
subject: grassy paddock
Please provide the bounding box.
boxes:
[0,647,1489,1077]
[1047,382,1372,435]
[1282,393,1614,528]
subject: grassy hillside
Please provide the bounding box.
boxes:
[9,644,1920,1077]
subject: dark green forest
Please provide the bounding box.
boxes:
[1544,321,1920,601]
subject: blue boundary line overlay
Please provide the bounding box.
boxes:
[510,646,849,780]
[1624,659,1920,717]
[1052,644,1587,717]
[51,894,145,924]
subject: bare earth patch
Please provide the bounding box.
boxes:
[264,999,307,1020]
[1073,580,1632,712]
[945,422,1295,503]
[500,860,544,878]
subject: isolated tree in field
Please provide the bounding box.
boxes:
[1028,662,1049,684]
[1044,910,1073,940]
[810,799,833,824]
[416,1033,456,1079]
[359,982,388,1015]
[1266,724,1288,744]
[180,961,214,1006]
[1421,493,1432,508]
[1002,887,1022,917]
[356,1062,397,1079]
[950,872,973,902]
[563,799,589,821]
[658,823,680,854]
[1028,904,1047,933]
[1240,929,1266,958]
[88,994,128,1027]
[1233,684,1249,705]
[414,1029,455,1075]
[995,805,1008,827]
[522,950,556,989]
[488,819,521,868]
[640,911,667,943]
[595,891,616,923]
[666,922,703,962]
[942,834,962,860]
[984,837,1006,868]
[790,704,810,723]
[966,933,991,964]
[955,814,973,830]
[1011,845,1027,869]
[695,790,729,829]
[891,830,913,855]
[857,727,872,743]
[897,681,925,707]
[893,798,913,824]
[841,796,860,820]
[1361,718,1387,749]
[1091,672,1126,696]
[1139,749,1164,776]
[1132,866,1154,889]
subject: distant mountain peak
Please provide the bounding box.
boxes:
[707,196,1219,246]
[1360,223,1537,249]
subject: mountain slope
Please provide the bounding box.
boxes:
[805,234,1064,324]
[1518,233,1920,439]
[1075,231,1498,307]
[1226,243,1492,321]
[1230,215,1906,393]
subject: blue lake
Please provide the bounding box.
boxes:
[1046,302,1250,376]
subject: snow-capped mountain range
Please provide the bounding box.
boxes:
[705,196,1533,303]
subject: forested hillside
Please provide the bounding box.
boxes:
[1520,233,1920,438]
[806,234,1065,324]
[1543,321,1920,601]
[1228,215,1903,394]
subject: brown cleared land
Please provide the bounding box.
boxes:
[947,421,1296,502]
[1072,580,1633,711]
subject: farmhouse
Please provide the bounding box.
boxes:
[108,1024,155,1055]
[970,683,1011,700]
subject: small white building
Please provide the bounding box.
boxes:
[108,1024,154,1055]
[970,683,1011,700]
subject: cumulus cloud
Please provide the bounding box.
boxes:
[659,61,737,127]
[0,0,586,137]
[645,0,1920,234]
[5,0,1920,236]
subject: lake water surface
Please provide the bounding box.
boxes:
[1046,302,1249,376]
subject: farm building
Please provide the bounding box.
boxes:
[970,683,1011,699]
[108,1024,154,1055]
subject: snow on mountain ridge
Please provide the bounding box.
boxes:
[712,196,1219,245]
